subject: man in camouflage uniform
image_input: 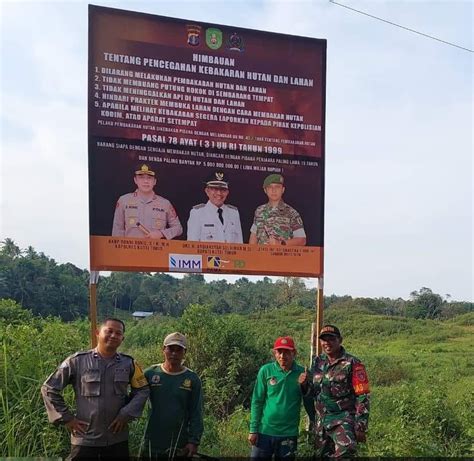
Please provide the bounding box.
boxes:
[112,164,182,239]
[300,325,370,458]
[249,174,306,246]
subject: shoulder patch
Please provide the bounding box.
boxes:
[62,350,90,366]
[131,360,148,388]
[71,350,92,358]
[119,352,133,359]
[352,363,370,395]
[118,192,133,202]
[154,194,170,205]
[193,203,206,209]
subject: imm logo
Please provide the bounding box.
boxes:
[169,254,202,272]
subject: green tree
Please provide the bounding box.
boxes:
[406,287,444,319]
[0,238,22,259]
[0,299,33,324]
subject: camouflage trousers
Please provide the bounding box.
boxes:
[314,417,357,458]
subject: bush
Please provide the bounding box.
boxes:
[0,299,33,325]
[366,355,412,386]
[179,305,263,418]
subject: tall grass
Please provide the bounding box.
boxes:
[1,308,472,457]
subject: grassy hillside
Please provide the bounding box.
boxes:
[1,304,472,457]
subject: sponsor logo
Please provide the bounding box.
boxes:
[207,256,229,269]
[233,259,246,268]
[169,254,202,272]
[206,28,222,50]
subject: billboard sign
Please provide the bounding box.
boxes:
[89,5,326,277]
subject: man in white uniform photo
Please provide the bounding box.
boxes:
[187,172,243,243]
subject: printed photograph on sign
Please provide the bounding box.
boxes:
[88,5,326,276]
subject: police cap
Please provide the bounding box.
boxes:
[135,164,155,176]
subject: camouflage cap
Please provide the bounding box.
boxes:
[319,324,341,338]
[135,164,155,176]
[263,173,284,188]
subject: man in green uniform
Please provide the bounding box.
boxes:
[143,332,203,458]
[301,325,370,458]
[249,174,306,246]
[248,336,314,459]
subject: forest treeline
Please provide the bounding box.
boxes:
[1,238,472,321]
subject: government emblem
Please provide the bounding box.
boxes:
[228,32,244,52]
[206,28,222,50]
[187,25,201,46]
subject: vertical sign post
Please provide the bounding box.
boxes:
[89,271,100,347]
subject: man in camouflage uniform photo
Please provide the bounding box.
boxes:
[300,325,370,458]
[249,173,306,246]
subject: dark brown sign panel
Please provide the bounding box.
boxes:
[88,5,326,276]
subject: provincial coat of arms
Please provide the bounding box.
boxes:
[206,28,222,50]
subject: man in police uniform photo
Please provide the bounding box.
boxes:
[249,173,306,246]
[112,163,183,239]
[187,171,243,243]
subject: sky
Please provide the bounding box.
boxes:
[1,0,472,301]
